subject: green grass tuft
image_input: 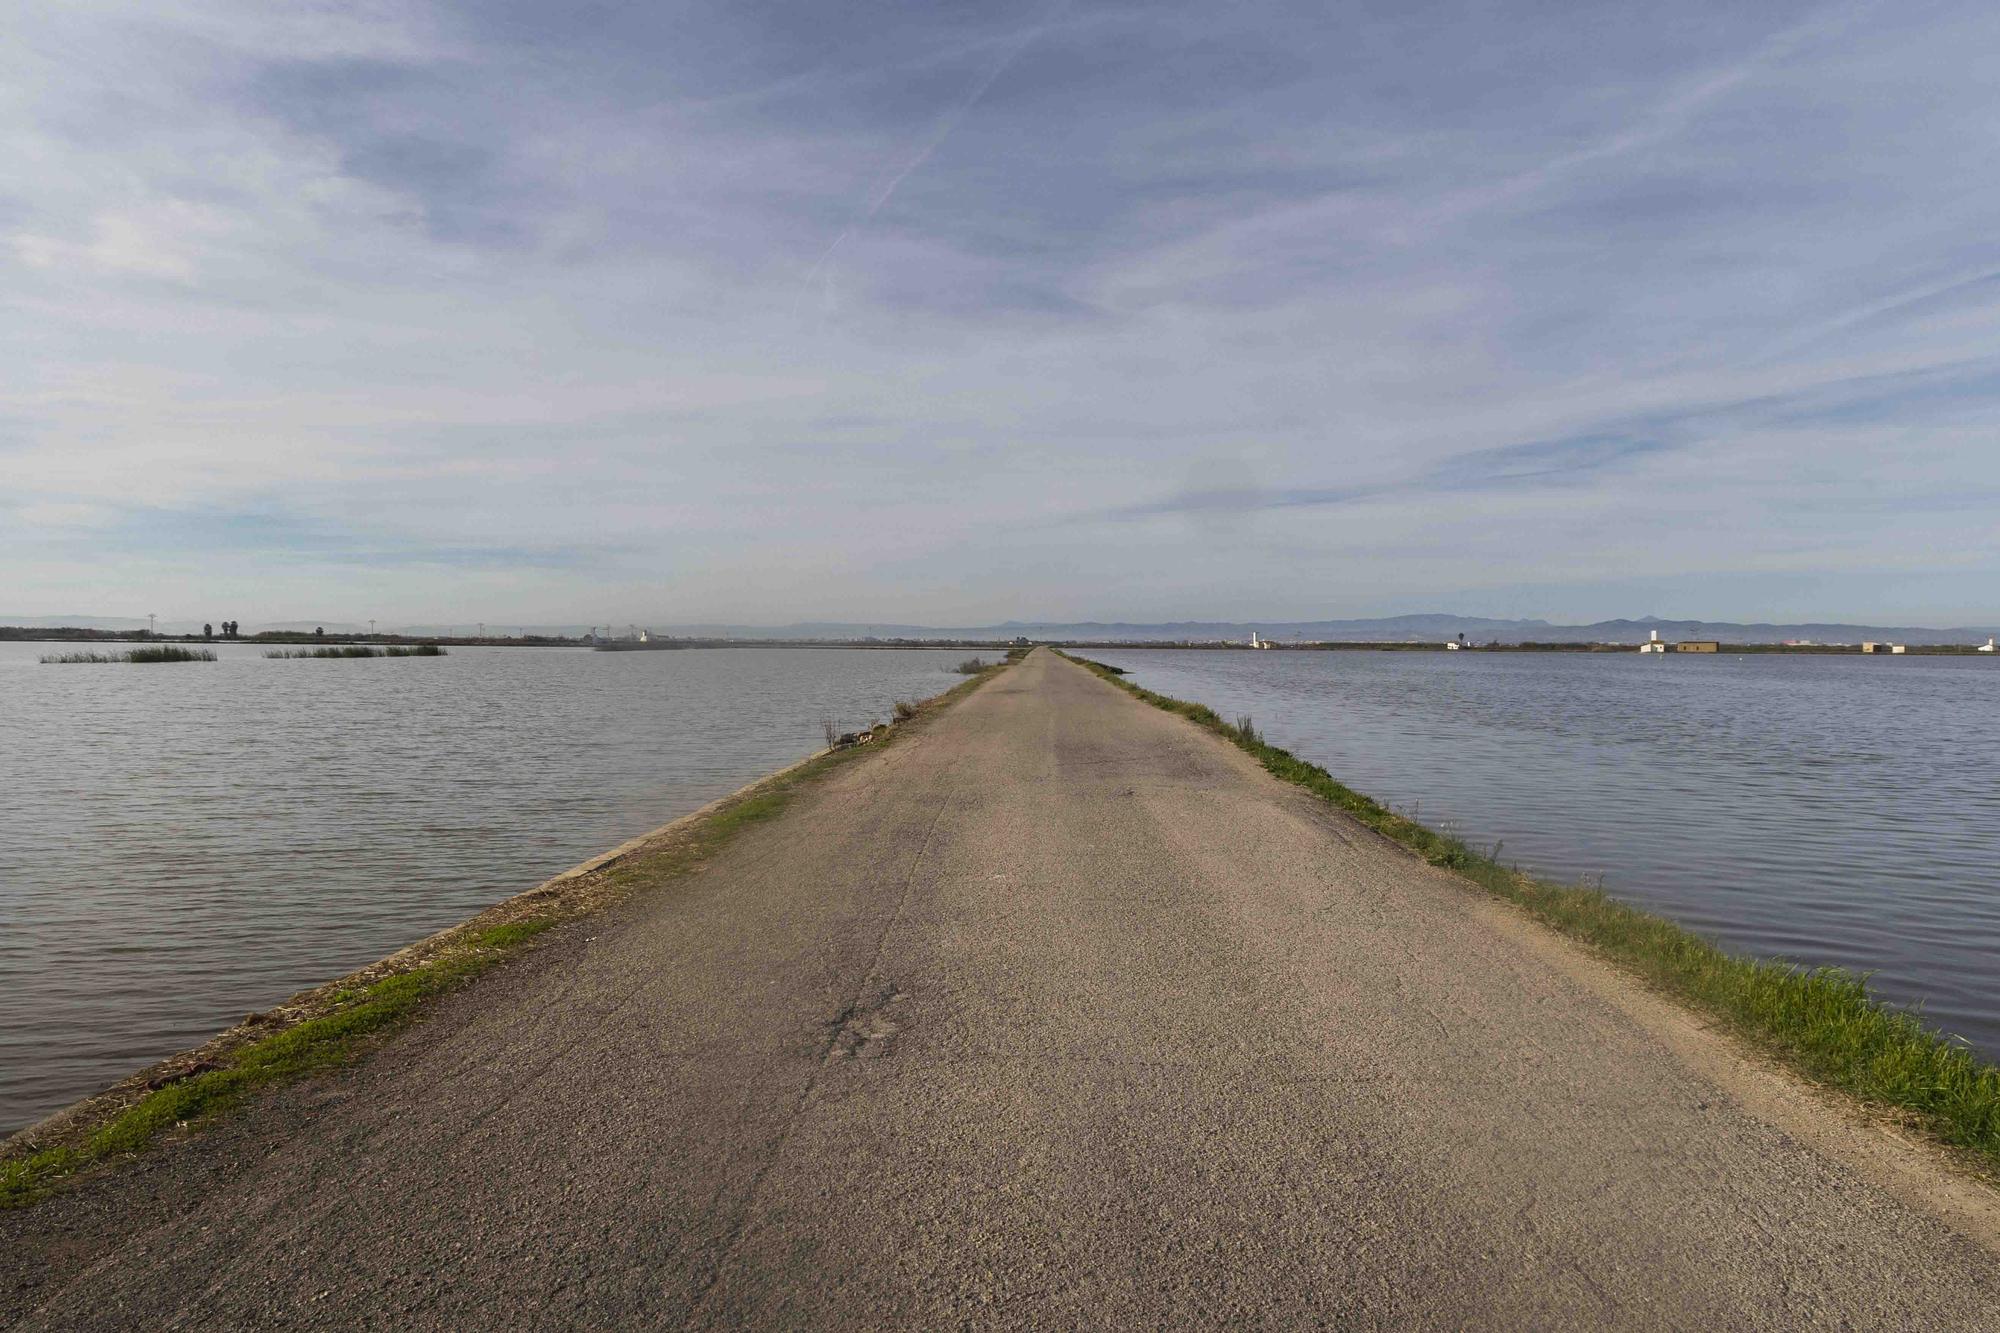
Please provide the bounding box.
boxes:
[474,920,553,949]
[1058,651,2000,1171]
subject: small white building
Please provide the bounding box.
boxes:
[1638,629,1667,654]
[1979,637,1996,654]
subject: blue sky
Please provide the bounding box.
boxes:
[4,0,1999,627]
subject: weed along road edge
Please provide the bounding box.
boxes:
[5,648,2000,1328]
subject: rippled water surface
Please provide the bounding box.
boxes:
[1089,648,2000,1058]
[0,644,971,1132]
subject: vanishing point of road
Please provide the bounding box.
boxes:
[6,648,1999,1328]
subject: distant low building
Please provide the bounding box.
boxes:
[1675,641,1719,653]
[1980,637,1996,654]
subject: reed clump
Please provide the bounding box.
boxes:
[954,657,991,674]
[1057,650,2000,1172]
[266,644,445,659]
[128,646,216,663]
[41,647,215,664]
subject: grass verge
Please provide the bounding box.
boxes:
[1057,649,2000,1173]
[0,930,541,1209]
[1,656,1012,1210]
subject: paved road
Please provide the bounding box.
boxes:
[6,648,1999,1329]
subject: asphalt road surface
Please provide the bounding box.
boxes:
[6,648,1999,1329]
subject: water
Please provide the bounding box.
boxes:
[1088,648,2000,1058]
[0,643,972,1134]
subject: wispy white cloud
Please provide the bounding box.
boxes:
[4,0,2000,625]
[799,2,1073,304]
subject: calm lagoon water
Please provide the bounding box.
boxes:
[0,644,968,1134]
[1088,648,2000,1059]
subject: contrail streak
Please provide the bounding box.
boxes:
[800,3,1068,300]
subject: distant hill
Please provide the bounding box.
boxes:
[640,615,1998,646]
[0,614,155,631]
[7,613,1996,646]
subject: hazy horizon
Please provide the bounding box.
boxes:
[7,2,2000,626]
[10,608,2000,638]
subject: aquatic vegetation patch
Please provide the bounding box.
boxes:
[1058,651,2000,1174]
[127,646,216,663]
[266,646,378,658]
[265,644,446,659]
[40,647,216,664]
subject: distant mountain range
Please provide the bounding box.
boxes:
[8,612,1997,646]
[935,615,2000,646]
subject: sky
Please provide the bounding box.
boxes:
[4,0,2000,628]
